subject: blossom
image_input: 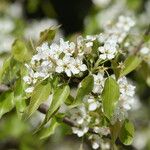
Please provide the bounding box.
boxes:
[98,36,118,60]
[25,87,34,93]
[84,95,100,111]
[70,106,87,125]
[92,73,105,94]
[89,134,101,149]
[72,123,89,137]
[111,76,136,123]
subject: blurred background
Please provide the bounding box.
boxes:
[0,0,150,149]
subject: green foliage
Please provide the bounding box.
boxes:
[24,81,51,119]
[0,91,14,118]
[119,119,135,145]
[37,26,59,46]
[38,118,59,139]
[119,55,141,77]
[72,75,94,107]
[44,85,70,123]
[12,39,31,62]
[102,77,120,119]
[14,79,27,118]
[0,57,21,84]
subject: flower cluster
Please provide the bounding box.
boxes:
[24,36,97,93]
[105,15,135,43]
[68,73,136,149]
[111,76,135,124]
[69,94,110,149]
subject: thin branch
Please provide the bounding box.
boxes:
[0,84,97,135]
[38,103,96,134]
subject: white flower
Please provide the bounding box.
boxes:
[116,16,135,32]
[71,58,87,75]
[72,123,89,137]
[93,126,110,136]
[25,87,34,93]
[111,76,136,123]
[55,56,74,77]
[89,134,101,149]
[23,76,32,84]
[93,73,105,94]
[99,36,118,60]
[70,106,87,125]
[84,95,100,111]
[140,47,149,55]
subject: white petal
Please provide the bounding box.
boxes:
[99,54,107,60]
[89,102,97,111]
[55,66,64,73]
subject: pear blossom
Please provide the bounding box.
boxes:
[72,123,89,137]
[98,36,118,60]
[92,73,105,94]
[84,95,100,111]
[111,76,136,123]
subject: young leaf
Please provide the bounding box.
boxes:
[102,77,120,119]
[119,55,141,77]
[38,118,59,139]
[72,75,94,107]
[37,26,60,46]
[12,39,30,62]
[44,85,70,123]
[110,121,122,144]
[0,91,14,118]
[119,119,135,145]
[14,79,27,118]
[25,81,51,118]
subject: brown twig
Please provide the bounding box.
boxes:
[0,84,97,135]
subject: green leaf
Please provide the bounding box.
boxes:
[0,57,21,84]
[102,77,120,119]
[119,55,141,77]
[72,75,94,107]
[38,118,59,139]
[25,81,51,118]
[12,39,30,62]
[0,91,14,118]
[110,121,122,144]
[44,85,70,123]
[111,60,120,80]
[119,120,135,145]
[37,26,60,46]
[14,79,27,118]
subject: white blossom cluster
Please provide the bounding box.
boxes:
[98,35,118,60]
[96,0,126,28]
[105,15,135,43]
[69,73,111,149]
[69,96,110,149]
[69,74,135,149]
[23,36,97,93]
[111,76,136,124]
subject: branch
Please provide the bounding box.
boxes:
[0,84,97,135]
[38,104,96,134]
